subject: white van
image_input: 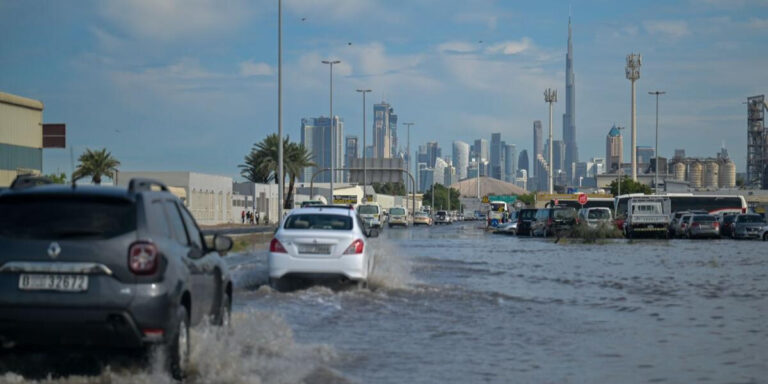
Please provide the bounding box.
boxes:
[357,203,383,228]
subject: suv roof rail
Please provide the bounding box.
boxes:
[128,178,169,194]
[10,175,53,190]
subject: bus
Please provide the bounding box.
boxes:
[487,201,509,227]
[614,193,747,220]
[546,197,614,210]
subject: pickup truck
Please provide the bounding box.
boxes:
[624,196,671,239]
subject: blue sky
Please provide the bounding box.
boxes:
[1,0,767,180]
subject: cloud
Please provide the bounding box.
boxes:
[453,12,500,30]
[643,20,690,39]
[100,0,253,41]
[485,38,533,55]
[747,17,768,29]
[239,60,274,77]
[437,41,479,54]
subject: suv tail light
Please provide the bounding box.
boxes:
[270,238,287,253]
[547,218,553,226]
[129,242,158,275]
[713,222,720,229]
[344,239,364,255]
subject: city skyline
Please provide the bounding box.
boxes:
[1,2,765,179]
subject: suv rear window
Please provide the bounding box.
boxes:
[553,208,576,219]
[0,196,136,239]
[588,209,610,219]
[693,215,716,223]
[390,208,406,216]
[358,205,379,215]
[284,214,353,230]
[520,209,537,219]
[736,215,764,223]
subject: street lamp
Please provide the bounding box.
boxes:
[322,59,341,204]
[649,90,666,191]
[544,88,558,194]
[277,0,284,219]
[356,89,371,201]
[403,122,415,194]
[625,53,642,181]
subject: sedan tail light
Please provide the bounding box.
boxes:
[129,242,158,275]
[713,222,720,229]
[343,239,364,254]
[270,238,287,253]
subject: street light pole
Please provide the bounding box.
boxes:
[625,53,642,181]
[277,0,284,220]
[649,90,666,191]
[322,59,341,204]
[356,89,371,200]
[544,88,558,194]
[403,122,415,194]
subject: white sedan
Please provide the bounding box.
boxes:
[268,206,378,290]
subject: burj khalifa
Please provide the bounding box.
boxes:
[563,16,578,183]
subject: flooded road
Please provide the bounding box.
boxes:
[3,222,767,383]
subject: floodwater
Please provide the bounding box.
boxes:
[2,222,767,383]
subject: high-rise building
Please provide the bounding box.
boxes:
[563,16,579,182]
[452,140,470,180]
[301,116,344,183]
[418,165,432,193]
[434,158,448,185]
[605,125,623,172]
[373,101,396,159]
[546,140,566,172]
[533,120,543,176]
[637,146,654,166]
[504,144,517,182]
[344,135,358,182]
[426,142,440,168]
[535,154,549,192]
[491,133,504,180]
[390,112,398,158]
[473,139,488,162]
[444,164,457,187]
[674,149,686,160]
[518,149,529,176]
[417,145,429,165]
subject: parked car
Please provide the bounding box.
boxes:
[495,211,519,234]
[670,210,708,238]
[759,224,768,241]
[357,203,383,229]
[434,210,452,225]
[577,207,613,229]
[0,178,234,380]
[718,213,738,238]
[388,206,409,228]
[413,212,433,226]
[516,209,538,236]
[531,207,578,237]
[624,196,671,239]
[730,214,766,239]
[269,206,378,291]
[684,214,720,239]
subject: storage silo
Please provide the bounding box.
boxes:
[688,161,703,188]
[719,160,736,188]
[672,162,686,181]
[704,161,719,188]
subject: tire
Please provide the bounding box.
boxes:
[213,290,231,328]
[269,277,291,292]
[763,233,768,241]
[166,306,190,381]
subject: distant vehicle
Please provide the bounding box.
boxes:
[388,206,409,228]
[495,211,519,234]
[549,197,615,211]
[624,196,671,239]
[684,214,720,239]
[516,209,538,236]
[413,212,433,226]
[487,201,508,227]
[531,207,578,237]
[730,214,766,240]
[717,213,739,238]
[434,210,452,225]
[301,200,324,208]
[357,203,383,229]
[0,178,234,380]
[269,206,378,291]
[615,193,747,222]
[474,210,485,221]
[578,207,613,228]
[759,224,768,241]
[674,213,694,238]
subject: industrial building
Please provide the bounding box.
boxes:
[0,92,44,186]
[746,95,768,189]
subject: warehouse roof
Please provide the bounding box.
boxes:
[0,91,44,111]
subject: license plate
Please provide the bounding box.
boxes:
[19,274,89,292]
[298,245,331,254]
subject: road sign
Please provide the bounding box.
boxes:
[578,193,588,205]
[481,196,489,203]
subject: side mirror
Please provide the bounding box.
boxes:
[213,234,233,255]
[367,228,380,238]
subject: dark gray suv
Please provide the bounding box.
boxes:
[0,178,233,379]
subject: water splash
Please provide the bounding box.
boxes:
[367,238,417,290]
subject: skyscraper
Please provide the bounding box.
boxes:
[518,149,529,176]
[490,133,504,180]
[504,144,517,182]
[563,16,578,182]
[473,139,488,162]
[533,120,543,176]
[301,116,344,183]
[605,125,623,171]
[452,140,470,180]
[345,135,358,182]
[373,101,396,159]
[426,142,440,168]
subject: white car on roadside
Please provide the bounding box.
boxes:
[268,206,379,290]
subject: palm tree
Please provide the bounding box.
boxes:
[239,134,315,209]
[72,148,120,185]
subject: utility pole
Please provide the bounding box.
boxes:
[356,89,371,201]
[649,91,666,191]
[626,53,642,181]
[277,0,284,220]
[544,88,558,194]
[322,59,340,204]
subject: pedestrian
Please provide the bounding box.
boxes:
[241,210,245,224]
[250,211,255,225]
[255,211,260,225]
[246,211,251,223]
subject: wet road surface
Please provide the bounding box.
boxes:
[2,222,767,383]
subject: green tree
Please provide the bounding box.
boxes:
[609,176,652,196]
[516,193,535,207]
[72,148,120,185]
[422,184,461,210]
[45,172,67,184]
[239,134,315,209]
[372,182,406,196]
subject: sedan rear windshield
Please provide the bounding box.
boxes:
[692,215,716,222]
[390,208,406,216]
[553,209,576,219]
[358,205,379,215]
[284,214,353,230]
[0,196,136,239]
[588,209,611,219]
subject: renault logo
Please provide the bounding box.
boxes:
[47,242,61,259]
